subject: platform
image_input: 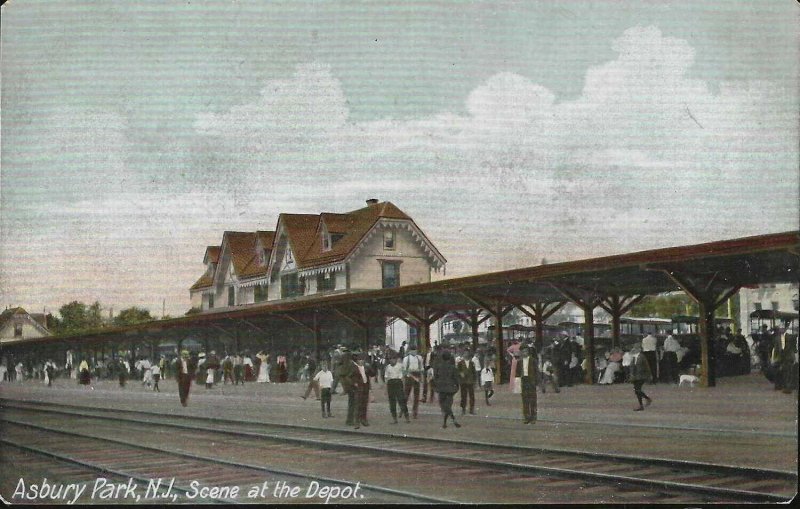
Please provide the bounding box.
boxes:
[1,373,796,473]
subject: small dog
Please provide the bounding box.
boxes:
[679,374,699,387]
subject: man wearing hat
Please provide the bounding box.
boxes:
[176,350,197,407]
[402,346,424,419]
[515,345,538,424]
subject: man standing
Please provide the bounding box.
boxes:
[457,351,476,415]
[402,347,424,419]
[641,333,658,383]
[773,328,797,394]
[630,345,653,411]
[233,353,244,385]
[385,354,410,423]
[516,346,538,424]
[355,353,374,428]
[176,350,196,407]
[300,354,320,400]
[662,334,680,384]
[339,351,358,427]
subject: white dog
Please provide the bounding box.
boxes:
[679,374,699,387]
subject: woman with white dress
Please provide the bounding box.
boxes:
[256,352,270,383]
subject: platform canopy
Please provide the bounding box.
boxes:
[5,230,798,388]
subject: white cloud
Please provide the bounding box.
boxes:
[4,25,796,316]
[188,25,797,282]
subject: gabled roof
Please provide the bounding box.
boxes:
[192,231,275,292]
[204,246,221,264]
[278,214,321,265]
[279,201,422,269]
[225,231,275,280]
[0,307,51,335]
[190,273,214,291]
[256,231,276,252]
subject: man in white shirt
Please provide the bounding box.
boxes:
[384,355,410,423]
[661,334,680,384]
[641,334,658,383]
[314,362,334,418]
[622,350,633,382]
[402,347,424,419]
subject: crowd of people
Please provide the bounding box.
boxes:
[1,324,796,422]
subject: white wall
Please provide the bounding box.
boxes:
[349,225,432,290]
[739,283,799,334]
[0,318,49,343]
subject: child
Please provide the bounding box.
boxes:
[313,362,334,418]
[481,365,494,405]
[151,363,161,392]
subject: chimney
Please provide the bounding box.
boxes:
[366,198,379,206]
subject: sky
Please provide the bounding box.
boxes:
[1,0,798,318]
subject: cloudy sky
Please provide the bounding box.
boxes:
[2,0,798,317]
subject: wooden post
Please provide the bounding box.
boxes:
[582,304,595,385]
[659,269,740,388]
[599,295,644,351]
[698,300,715,387]
[471,312,480,351]
[313,311,321,362]
[494,315,504,384]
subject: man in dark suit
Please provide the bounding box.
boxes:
[176,350,197,407]
[515,345,538,424]
[457,350,476,415]
[338,351,359,427]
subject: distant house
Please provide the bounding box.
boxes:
[0,307,51,344]
[190,200,446,312]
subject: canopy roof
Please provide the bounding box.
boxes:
[7,230,798,349]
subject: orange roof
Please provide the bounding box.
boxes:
[273,202,415,269]
[190,273,214,291]
[191,201,436,292]
[204,246,220,264]
[225,231,274,280]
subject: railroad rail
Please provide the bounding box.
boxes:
[1,399,795,503]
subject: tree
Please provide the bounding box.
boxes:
[51,300,105,335]
[113,307,153,327]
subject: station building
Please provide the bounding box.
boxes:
[0,307,51,345]
[188,199,447,348]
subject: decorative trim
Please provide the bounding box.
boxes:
[298,263,344,278]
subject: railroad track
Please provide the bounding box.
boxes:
[1,399,796,504]
[0,420,452,505]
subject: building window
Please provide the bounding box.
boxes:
[14,323,23,338]
[753,303,762,311]
[771,301,779,311]
[208,293,214,309]
[331,233,344,245]
[381,261,400,289]
[281,273,305,298]
[254,284,268,303]
[317,272,336,293]
[383,229,395,250]
[228,286,236,306]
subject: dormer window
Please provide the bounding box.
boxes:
[331,233,344,245]
[384,229,395,250]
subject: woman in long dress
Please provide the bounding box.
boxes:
[256,352,270,383]
[507,341,520,393]
[78,359,91,385]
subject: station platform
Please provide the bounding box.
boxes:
[1,372,796,472]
